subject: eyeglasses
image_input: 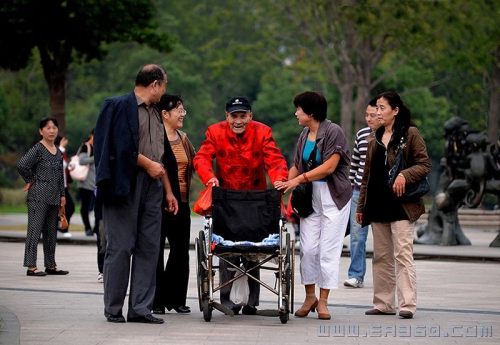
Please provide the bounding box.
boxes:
[176,109,187,115]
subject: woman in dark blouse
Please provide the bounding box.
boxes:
[17,117,68,276]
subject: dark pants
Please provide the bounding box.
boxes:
[79,188,95,231]
[65,189,75,225]
[153,202,191,309]
[102,171,163,318]
[94,199,105,273]
[24,201,58,268]
[220,258,260,308]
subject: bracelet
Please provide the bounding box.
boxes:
[302,173,310,183]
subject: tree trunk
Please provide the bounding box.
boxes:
[47,69,67,136]
[354,84,371,134]
[488,46,500,145]
[339,84,354,146]
[38,45,69,136]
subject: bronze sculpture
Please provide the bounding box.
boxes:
[415,117,500,246]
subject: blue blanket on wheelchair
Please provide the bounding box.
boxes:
[211,233,280,247]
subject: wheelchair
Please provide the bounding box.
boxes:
[195,187,295,323]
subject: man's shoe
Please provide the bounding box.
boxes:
[85,229,94,236]
[242,305,257,315]
[344,278,364,288]
[127,314,164,324]
[45,268,69,275]
[365,308,396,315]
[97,272,103,283]
[399,310,414,319]
[172,306,191,314]
[231,306,242,315]
[104,310,125,323]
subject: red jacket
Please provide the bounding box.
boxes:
[194,120,288,190]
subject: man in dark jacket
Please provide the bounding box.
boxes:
[94,64,177,324]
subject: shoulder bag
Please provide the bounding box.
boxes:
[387,131,430,202]
[291,142,318,218]
[68,142,91,181]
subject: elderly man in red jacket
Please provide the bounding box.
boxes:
[194,96,288,315]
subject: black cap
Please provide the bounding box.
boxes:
[225,96,251,113]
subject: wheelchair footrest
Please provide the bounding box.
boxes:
[211,301,235,316]
[256,309,283,317]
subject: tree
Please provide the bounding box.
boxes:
[429,1,500,144]
[0,0,174,135]
[256,0,467,144]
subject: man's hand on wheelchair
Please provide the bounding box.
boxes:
[206,177,219,187]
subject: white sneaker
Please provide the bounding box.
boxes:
[63,232,72,238]
[294,240,300,250]
[97,273,103,283]
[344,278,364,288]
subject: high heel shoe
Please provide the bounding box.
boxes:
[317,298,331,320]
[294,293,318,317]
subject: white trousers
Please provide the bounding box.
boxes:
[299,182,350,289]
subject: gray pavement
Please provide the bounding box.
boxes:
[0,213,499,344]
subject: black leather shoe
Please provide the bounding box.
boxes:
[45,268,69,275]
[152,308,165,315]
[104,310,125,323]
[231,306,242,315]
[242,305,257,315]
[173,306,191,314]
[127,314,164,324]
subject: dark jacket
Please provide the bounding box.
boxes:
[94,91,140,199]
[357,126,432,225]
[293,119,352,210]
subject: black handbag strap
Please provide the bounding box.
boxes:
[388,129,409,185]
[303,142,318,172]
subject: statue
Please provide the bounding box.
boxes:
[415,117,500,246]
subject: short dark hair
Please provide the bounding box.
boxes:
[135,64,166,87]
[368,97,377,107]
[39,117,58,129]
[293,91,327,121]
[157,94,183,112]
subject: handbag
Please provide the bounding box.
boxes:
[68,142,91,181]
[291,142,318,218]
[58,206,69,231]
[387,131,430,202]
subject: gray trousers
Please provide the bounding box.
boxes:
[103,171,163,318]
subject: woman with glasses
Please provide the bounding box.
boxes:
[152,94,196,314]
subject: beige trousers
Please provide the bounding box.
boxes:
[371,220,417,314]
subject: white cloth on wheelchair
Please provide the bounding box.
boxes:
[211,233,279,247]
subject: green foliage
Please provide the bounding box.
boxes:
[0,0,499,190]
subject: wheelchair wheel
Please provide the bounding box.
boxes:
[203,298,212,322]
[195,237,207,312]
[280,232,292,324]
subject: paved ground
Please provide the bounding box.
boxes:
[0,214,499,344]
